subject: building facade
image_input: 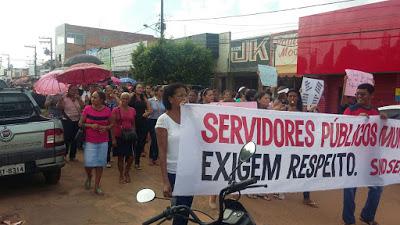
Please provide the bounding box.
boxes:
[55,24,156,65]
[297,0,400,113]
[271,30,302,89]
[229,35,271,91]
[86,41,148,75]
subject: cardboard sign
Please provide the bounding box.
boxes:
[300,77,324,110]
[173,104,400,196]
[344,69,374,96]
[257,65,278,87]
[210,101,257,109]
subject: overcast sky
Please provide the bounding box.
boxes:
[0,0,383,68]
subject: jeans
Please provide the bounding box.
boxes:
[342,186,383,224]
[61,120,79,160]
[134,118,147,166]
[168,173,194,225]
[147,119,158,161]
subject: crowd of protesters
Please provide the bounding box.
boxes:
[21,79,385,225]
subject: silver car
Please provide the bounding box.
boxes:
[378,105,400,120]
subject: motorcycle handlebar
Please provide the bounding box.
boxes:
[143,178,259,224]
[226,177,258,194]
[142,205,205,225]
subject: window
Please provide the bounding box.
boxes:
[0,93,34,120]
[66,33,86,45]
[67,37,75,44]
[380,109,400,120]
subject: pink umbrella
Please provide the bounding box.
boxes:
[111,76,121,85]
[99,76,121,86]
[56,63,112,85]
[34,70,68,95]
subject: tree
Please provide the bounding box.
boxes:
[131,40,214,86]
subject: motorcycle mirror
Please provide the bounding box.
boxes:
[136,188,156,203]
[238,141,256,162]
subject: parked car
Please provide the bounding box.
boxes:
[378,105,400,120]
[0,87,65,184]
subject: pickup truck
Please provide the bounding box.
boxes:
[0,87,65,184]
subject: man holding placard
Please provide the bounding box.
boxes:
[342,83,387,225]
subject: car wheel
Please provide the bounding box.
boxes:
[43,168,61,185]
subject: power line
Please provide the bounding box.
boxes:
[166,0,357,22]
[189,21,298,28]
[184,7,397,30]
[104,26,400,58]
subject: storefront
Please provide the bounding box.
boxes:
[297,0,400,113]
[229,35,271,91]
[271,30,302,89]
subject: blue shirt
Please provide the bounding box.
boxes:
[148,97,165,119]
[105,98,118,110]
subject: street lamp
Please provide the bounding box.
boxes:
[24,45,37,78]
[143,24,160,33]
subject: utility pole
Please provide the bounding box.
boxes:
[24,45,37,78]
[39,37,54,70]
[160,0,165,39]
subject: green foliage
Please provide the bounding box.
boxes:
[130,40,214,86]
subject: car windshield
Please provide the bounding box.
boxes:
[0,93,35,120]
[380,109,400,120]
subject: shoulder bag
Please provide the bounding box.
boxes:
[118,107,137,143]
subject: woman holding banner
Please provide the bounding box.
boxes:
[251,91,273,200]
[201,87,218,209]
[156,83,192,225]
[287,89,318,208]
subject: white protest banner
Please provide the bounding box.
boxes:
[174,104,400,196]
[344,69,374,96]
[210,101,257,109]
[300,77,324,110]
[257,65,278,87]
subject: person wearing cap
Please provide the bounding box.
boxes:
[272,86,289,110]
[235,86,247,102]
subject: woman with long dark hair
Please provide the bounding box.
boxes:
[287,89,318,208]
[128,83,152,170]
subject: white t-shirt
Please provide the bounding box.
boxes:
[155,113,180,174]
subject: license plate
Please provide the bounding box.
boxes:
[0,164,25,176]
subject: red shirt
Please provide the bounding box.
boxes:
[112,106,136,137]
[343,104,379,116]
[82,105,111,143]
